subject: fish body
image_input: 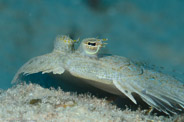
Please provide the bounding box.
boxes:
[12,35,184,115]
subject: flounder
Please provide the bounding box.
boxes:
[12,35,184,115]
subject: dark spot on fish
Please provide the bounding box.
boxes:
[28,60,33,64]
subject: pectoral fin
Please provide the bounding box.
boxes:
[12,52,65,83]
[113,80,137,104]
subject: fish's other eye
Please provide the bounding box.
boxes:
[88,42,96,46]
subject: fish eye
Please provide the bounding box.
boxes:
[88,42,96,46]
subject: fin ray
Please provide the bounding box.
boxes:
[12,52,65,83]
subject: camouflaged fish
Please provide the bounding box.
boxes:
[12,35,184,115]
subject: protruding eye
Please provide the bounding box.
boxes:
[88,42,96,46]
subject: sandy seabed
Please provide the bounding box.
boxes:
[0,83,183,122]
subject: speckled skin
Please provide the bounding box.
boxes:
[12,35,184,115]
[12,35,76,82]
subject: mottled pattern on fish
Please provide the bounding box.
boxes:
[12,35,184,115]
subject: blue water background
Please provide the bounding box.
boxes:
[0,0,184,89]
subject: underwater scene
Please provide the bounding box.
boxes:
[0,0,184,121]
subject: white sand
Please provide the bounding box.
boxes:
[0,83,182,122]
